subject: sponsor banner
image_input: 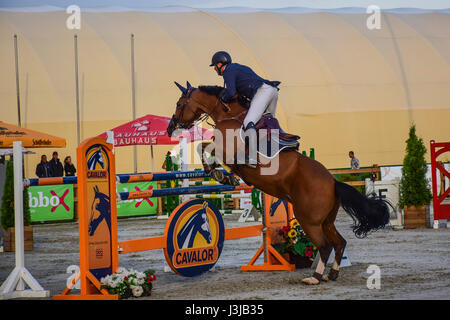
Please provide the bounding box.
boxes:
[164,199,225,277]
[117,181,158,217]
[85,144,114,280]
[28,184,74,222]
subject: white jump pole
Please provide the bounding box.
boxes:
[179,137,189,203]
[0,141,49,299]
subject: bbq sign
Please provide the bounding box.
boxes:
[28,184,74,222]
[164,199,225,277]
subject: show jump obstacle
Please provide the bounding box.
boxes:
[0,142,50,300]
[54,137,295,300]
[430,140,450,226]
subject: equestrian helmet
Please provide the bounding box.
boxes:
[210,51,232,67]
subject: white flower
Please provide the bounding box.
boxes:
[115,267,127,274]
[132,286,143,297]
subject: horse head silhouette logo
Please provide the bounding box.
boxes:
[270,199,289,217]
[177,202,212,249]
[88,186,111,236]
[87,147,105,170]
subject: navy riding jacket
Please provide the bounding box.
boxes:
[220,63,280,103]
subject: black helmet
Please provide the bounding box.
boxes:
[210,51,232,67]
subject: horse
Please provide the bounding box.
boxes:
[177,201,212,249]
[167,81,391,285]
[88,186,111,237]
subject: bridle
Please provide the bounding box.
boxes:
[171,88,229,130]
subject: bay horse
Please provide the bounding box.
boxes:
[167,82,390,285]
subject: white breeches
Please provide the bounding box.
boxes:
[243,83,278,127]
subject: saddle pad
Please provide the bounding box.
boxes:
[239,128,291,160]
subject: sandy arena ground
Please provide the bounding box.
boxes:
[1,209,449,300]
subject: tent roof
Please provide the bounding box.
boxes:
[0,121,66,148]
[97,114,212,146]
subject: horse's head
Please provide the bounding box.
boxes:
[198,201,212,244]
[88,186,111,236]
[167,81,205,137]
[88,147,105,170]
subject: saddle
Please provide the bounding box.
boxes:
[255,114,300,143]
[239,114,300,165]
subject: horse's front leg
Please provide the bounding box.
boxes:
[197,141,217,175]
[197,141,239,186]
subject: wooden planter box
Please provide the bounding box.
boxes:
[404,205,426,229]
[2,226,33,252]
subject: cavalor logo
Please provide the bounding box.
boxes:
[164,199,225,277]
[86,145,108,178]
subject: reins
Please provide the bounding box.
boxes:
[175,88,246,129]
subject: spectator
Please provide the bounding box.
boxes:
[349,151,360,170]
[35,155,52,178]
[48,151,63,177]
[64,156,76,176]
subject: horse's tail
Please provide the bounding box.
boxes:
[335,180,390,238]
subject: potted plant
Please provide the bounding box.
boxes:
[1,159,33,251]
[399,124,432,229]
[275,218,318,268]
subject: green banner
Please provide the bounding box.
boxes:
[28,184,74,222]
[117,181,158,217]
[28,181,158,222]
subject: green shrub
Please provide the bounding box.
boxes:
[399,125,432,208]
[1,159,31,229]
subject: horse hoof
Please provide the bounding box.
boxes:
[230,176,240,186]
[328,269,339,281]
[211,169,224,182]
[322,275,329,282]
[301,277,320,285]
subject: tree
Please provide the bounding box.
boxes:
[399,125,432,208]
[1,158,31,229]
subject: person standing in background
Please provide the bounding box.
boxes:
[349,151,360,170]
[63,156,76,176]
[35,155,52,178]
[48,151,63,177]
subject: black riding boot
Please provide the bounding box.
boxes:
[243,122,258,168]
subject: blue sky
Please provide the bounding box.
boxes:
[0,0,448,9]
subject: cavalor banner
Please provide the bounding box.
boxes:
[28,184,74,222]
[116,181,157,217]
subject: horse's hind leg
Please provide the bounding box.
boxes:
[322,223,347,281]
[321,202,347,281]
[299,223,333,285]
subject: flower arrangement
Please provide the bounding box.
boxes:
[276,218,318,262]
[100,267,156,299]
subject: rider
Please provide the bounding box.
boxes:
[209,51,281,133]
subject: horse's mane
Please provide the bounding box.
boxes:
[197,85,249,109]
[198,85,224,98]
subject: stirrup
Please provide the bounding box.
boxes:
[244,122,256,131]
